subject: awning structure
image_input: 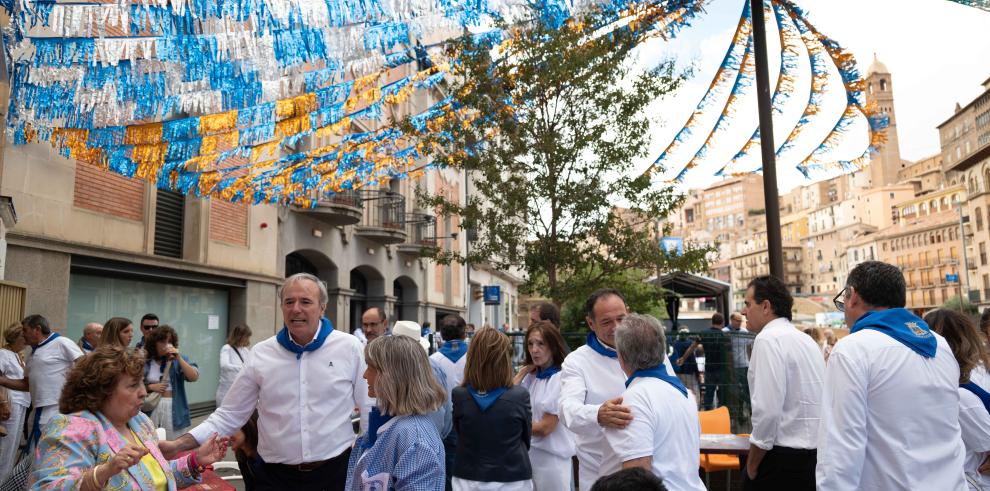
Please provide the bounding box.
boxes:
[651,271,731,330]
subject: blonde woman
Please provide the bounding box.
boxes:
[0,323,29,476]
[452,328,533,490]
[345,335,446,491]
[216,324,252,406]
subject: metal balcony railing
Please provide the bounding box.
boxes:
[404,212,438,248]
[359,190,406,230]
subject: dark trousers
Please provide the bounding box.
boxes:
[702,370,725,410]
[742,446,816,491]
[256,447,351,491]
[443,430,457,491]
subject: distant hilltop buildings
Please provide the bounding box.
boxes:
[665,56,990,317]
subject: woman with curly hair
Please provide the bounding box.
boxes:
[925,309,990,490]
[30,345,225,490]
[143,326,199,440]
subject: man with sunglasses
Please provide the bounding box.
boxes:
[136,313,159,350]
[817,261,964,490]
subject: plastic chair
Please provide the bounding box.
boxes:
[210,461,244,482]
[699,406,740,489]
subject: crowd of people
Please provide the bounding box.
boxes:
[1,261,990,490]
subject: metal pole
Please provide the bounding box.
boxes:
[751,0,783,280]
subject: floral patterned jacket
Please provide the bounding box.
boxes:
[30,410,200,490]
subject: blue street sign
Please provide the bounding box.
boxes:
[660,237,684,256]
[484,285,501,305]
[946,274,959,283]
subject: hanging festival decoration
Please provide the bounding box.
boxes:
[2,0,891,202]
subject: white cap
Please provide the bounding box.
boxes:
[392,320,430,352]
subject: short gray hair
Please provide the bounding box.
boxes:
[280,273,329,306]
[615,313,667,372]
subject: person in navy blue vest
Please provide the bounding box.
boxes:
[345,335,447,491]
[924,308,990,490]
[603,314,705,491]
[818,261,965,490]
[451,327,533,490]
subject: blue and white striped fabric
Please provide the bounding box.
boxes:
[345,414,445,491]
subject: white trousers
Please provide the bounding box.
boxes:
[0,403,28,478]
[530,448,572,491]
[453,477,534,490]
[149,397,188,440]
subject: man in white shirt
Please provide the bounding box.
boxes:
[741,276,823,490]
[560,288,633,490]
[161,273,371,491]
[78,322,102,353]
[429,313,469,488]
[354,307,388,345]
[604,313,705,491]
[817,261,965,490]
[0,314,85,447]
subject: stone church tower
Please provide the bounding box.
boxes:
[864,54,903,187]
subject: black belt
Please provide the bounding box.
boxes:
[771,446,816,455]
[268,449,349,473]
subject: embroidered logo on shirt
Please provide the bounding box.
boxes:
[328,361,334,367]
[905,322,931,337]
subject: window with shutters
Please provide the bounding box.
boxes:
[154,190,185,258]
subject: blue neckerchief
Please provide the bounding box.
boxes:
[625,363,688,397]
[535,365,561,380]
[31,332,61,353]
[962,382,990,417]
[851,308,936,358]
[364,407,394,450]
[586,332,617,359]
[276,318,333,360]
[438,340,467,363]
[467,385,508,411]
[81,339,94,351]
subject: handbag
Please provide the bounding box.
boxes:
[0,386,11,422]
[142,359,173,414]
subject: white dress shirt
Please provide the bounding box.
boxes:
[0,350,29,407]
[816,329,965,491]
[729,327,751,368]
[959,387,990,490]
[27,334,84,407]
[559,345,626,491]
[190,328,371,464]
[216,344,252,404]
[604,377,705,491]
[748,317,824,451]
[429,351,467,389]
[520,371,575,459]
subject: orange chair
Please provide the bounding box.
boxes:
[699,406,741,489]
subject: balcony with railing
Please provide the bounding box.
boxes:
[355,190,407,244]
[397,212,438,255]
[292,189,364,226]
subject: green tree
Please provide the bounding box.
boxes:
[403,7,711,309]
[943,294,978,315]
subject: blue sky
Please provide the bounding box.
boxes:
[629,0,990,192]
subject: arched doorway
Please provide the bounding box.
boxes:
[350,266,385,333]
[393,276,419,322]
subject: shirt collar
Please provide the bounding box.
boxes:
[761,317,792,332]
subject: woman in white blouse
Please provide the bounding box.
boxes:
[512,320,575,490]
[0,323,30,476]
[216,324,252,407]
